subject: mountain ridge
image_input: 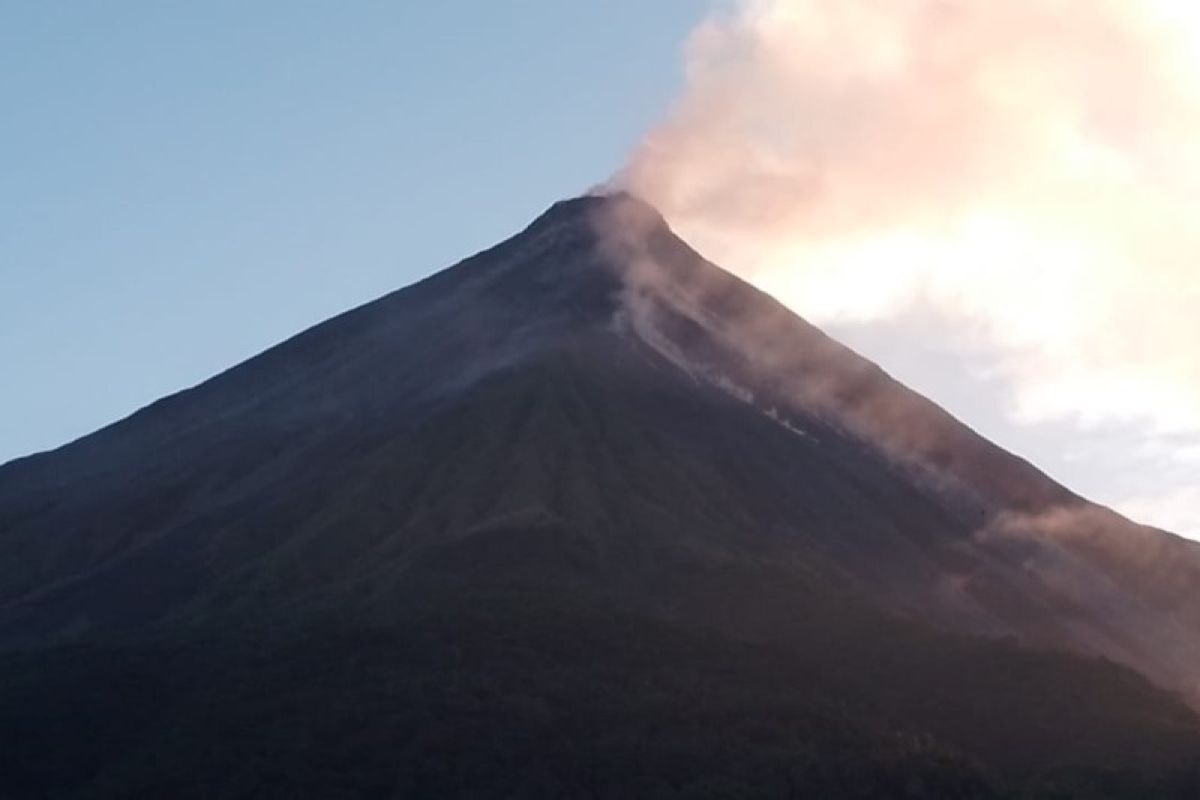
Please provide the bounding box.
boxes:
[3,192,1199,683]
[2,193,1200,797]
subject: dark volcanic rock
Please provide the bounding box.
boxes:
[1,194,1199,798]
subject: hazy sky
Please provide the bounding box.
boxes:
[3,2,1197,537]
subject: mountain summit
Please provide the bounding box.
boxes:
[2,194,1200,797]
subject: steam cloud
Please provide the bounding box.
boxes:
[616,0,1200,532]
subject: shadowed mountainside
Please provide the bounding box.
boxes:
[1,194,1199,798]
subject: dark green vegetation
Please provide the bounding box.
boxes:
[1,196,1198,797]
[3,580,1199,798]
[5,576,1200,799]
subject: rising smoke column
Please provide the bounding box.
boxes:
[617,0,1200,532]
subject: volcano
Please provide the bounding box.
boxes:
[2,194,1199,797]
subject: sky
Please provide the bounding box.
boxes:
[1,0,699,459]
[3,1,1197,537]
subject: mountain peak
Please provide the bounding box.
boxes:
[513,191,680,283]
[6,189,1200,794]
[525,191,668,238]
[417,191,697,337]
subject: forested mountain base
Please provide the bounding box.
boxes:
[3,575,1198,799]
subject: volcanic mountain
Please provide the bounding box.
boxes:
[2,194,1200,798]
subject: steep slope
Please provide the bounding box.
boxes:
[592,195,1200,702]
[1,194,1199,797]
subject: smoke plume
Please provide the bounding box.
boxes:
[616,0,1200,532]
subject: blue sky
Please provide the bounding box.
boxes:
[1,1,700,460]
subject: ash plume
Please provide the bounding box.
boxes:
[612,0,1200,532]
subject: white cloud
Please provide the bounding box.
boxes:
[1118,486,1200,536]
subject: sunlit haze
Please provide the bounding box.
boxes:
[619,0,1200,537]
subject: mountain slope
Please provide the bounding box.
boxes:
[1,194,1199,797]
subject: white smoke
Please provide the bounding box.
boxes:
[617,0,1200,534]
